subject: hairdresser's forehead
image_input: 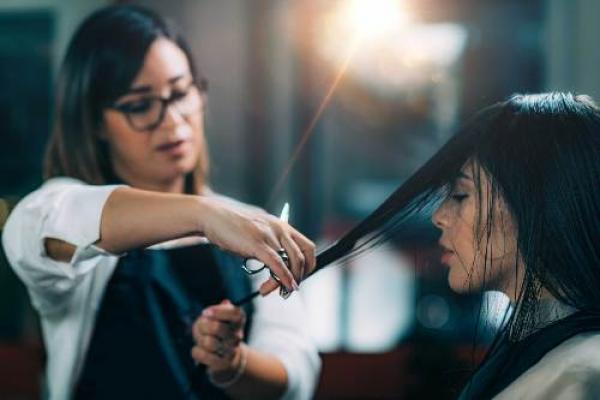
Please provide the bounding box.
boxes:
[130,38,191,90]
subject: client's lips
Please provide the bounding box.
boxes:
[438,242,454,265]
[440,251,454,265]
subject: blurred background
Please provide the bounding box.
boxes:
[0,0,598,398]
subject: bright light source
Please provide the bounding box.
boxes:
[342,0,411,39]
[316,0,468,96]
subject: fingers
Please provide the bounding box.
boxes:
[261,216,315,281]
[291,230,317,276]
[199,200,317,287]
[193,317,244,344]
[255,246,297,291]
[254,218,316,296]
[280,234,305,283]
[259,276,280,296]
[206,201,315,296]
[203,300,246,325]
[196,335,237,358]
[192,301,246,369]
[193,302,245,339]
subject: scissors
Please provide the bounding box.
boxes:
[240,203,293,300]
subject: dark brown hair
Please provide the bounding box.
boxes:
[45,5,209,192]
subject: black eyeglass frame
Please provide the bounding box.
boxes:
[108,80,203,132]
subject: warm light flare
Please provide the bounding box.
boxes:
[342,0,412,39]
[316,1,468,95]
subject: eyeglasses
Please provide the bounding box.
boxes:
[109,81,202,132]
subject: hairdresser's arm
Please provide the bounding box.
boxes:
[45,186,315,294]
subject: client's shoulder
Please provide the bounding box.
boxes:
[496,332,600,399]
[543,331,600,369]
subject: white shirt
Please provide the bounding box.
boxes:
[495,331,600,399]
[2,177,320,400]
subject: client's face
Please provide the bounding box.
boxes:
[432,161,522,298]
[102,38,205,190]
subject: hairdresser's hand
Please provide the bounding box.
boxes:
[191,300,246,376]
[198,197,316,295]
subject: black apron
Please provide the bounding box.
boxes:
[459,311,600,399]
[74,243,254,400]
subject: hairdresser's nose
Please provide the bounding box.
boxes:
[432,201,449,230]
[161,104,186,129]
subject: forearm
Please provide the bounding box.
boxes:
[96,187,205,254]
[222,346,288,400]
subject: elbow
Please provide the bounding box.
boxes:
[2,206,23,267]
[44,238,76,263]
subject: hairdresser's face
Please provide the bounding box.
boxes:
[103,38,204,191]
[432,162,521,298]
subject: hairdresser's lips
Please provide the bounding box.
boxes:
[155,139,189,156]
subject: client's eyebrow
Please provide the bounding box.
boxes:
[125,75,186,95]
[457,171,473,181]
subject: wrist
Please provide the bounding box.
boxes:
[192,195,213,235]
[207,344,247,389]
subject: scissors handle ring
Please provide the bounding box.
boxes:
[242,249,291,298]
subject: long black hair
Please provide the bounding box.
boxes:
[45,5,209,190]
[316,92,600,342]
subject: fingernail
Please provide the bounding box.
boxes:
[292,281,300,291]
[202,308,214,317]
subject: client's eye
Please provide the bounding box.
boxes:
[450,193,468,202]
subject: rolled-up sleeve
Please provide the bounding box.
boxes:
[248,273,321,400]
[2,178,124,313]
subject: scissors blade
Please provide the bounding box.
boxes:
[276,202,292,299]
[280,202,289,223]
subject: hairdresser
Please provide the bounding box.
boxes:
[2,5,319,400]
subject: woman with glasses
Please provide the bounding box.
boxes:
[2,5,319,400]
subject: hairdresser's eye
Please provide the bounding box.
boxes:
[170,89,190,102]
[119,100,152,114]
